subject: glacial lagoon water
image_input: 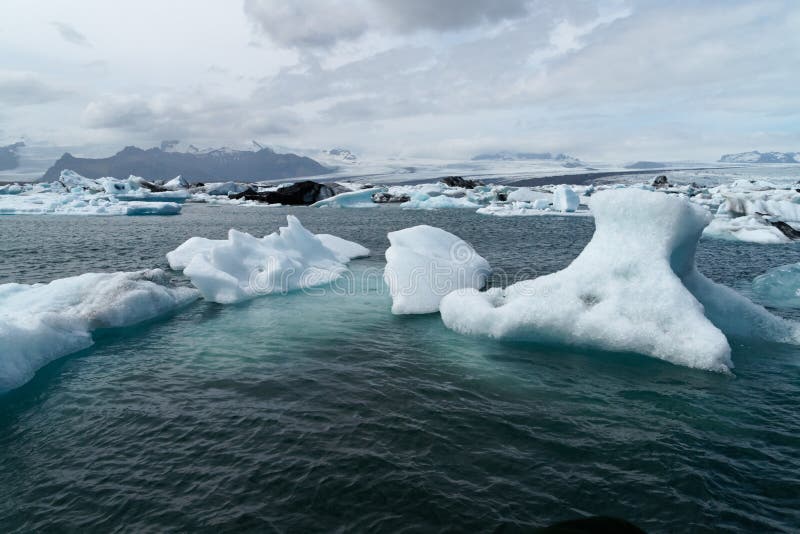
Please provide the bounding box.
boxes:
[1,204,799,532]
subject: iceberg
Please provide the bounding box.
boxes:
[0,193,182,216]
[752,263,800,308]
[552,184,579,212]
[401,195,482,210]
[169,216,369,304]
[0,269,198,393]
[440,189,799,372]
[384,225,491,314]
[310,187,383,208]
[703,215,793,244]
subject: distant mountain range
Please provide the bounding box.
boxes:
[719,151,799,163]
[624,161,668,169]
[471,151,584,167]
[0,142,24,171]
[41,144,331,183]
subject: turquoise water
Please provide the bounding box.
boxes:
[1,205,799,532]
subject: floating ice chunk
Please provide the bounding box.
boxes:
[59,169,102,191]
[163,175,190,190]
[401,195,481,210]
[384,225,491,314]
[0,193,181,216]
[552,185,579,212]
[124,202,182,215]
[703,216,791,244]
[204,182,248,196]
[0,269,198,393]
[311,187,383,208]
[0,184,23,195]
[170,215,368,303]
[440,189,799,372]
[507,188,550,203]
[752,263,800,308]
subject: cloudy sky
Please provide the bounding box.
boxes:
[1,0,798,161]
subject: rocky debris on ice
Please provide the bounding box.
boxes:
[440,189,800,372]
[384,225,491,314]
[440,176,483,189]
[167,215,369,303]
[0,269,198,392]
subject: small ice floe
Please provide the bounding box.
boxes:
[383,225,491,314]
[440,189,800,372]
[0,270,199,393]
[167,215,369,304]
[752,263,800,309]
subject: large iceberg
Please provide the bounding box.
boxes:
[440,189,799,372]
[168,216,369,304]
[0,270,198,393]
[752,263,800,309]
[384,225,491,314]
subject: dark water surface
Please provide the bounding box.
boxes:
[1,205,799,532]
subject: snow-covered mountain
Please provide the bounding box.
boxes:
[325,148,358,162]
[719,151,799,163]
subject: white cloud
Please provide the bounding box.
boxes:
[0,0,798,160]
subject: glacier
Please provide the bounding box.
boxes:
[439,189,799,372]
[384,225,491,314]
[0,270,198,393]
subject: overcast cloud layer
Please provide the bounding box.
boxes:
[0,0,798,161]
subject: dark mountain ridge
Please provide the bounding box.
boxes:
[41,145,331,183]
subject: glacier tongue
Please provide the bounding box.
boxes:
[440,189,799,372]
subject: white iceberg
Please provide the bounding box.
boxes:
[752,263,800,309]
[169,215,369,304]
[0,192,182,216]
[163,175,190,190]
[507,187,550,203]
[552,184,579,212]
[401,194,482,210]
[703,215,793,244]
[0,269,198,393]
[204,182,248,196]
[311,187,383,208]
[384,225,491,314]
[440,189,799,372]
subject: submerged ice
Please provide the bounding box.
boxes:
[168,216,369,304]
[440,189,799,372]
[752,263,800,309]
[0,270,198,392]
